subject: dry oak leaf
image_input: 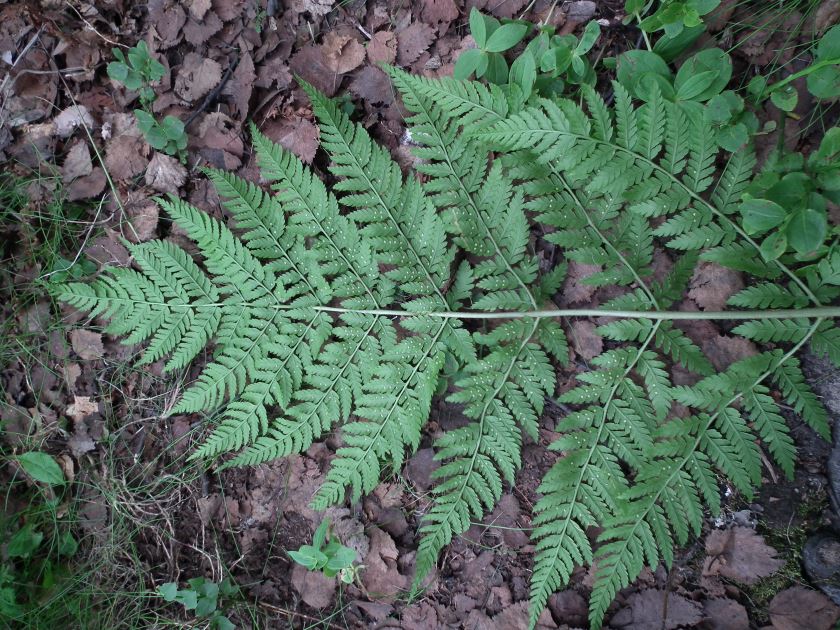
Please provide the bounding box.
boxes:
[397,22,436,66]
[703,527,784,584]
[559,261,601,305]
[610,589,703,630]
[323,32,366,74]
[194,112,244,170]
[69,330,104,360]
[367,31,397,65]
[211,0,245,21]
[769,586,840,630]
[145,152,187,194]
[174,53,222,102]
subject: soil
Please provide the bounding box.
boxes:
[2,0,840,628]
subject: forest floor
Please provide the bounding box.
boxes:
[2,0,840,628]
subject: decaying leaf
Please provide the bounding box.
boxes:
[145,151,187,194]
[367,31,397,65]
[769,586,840,630]
[611,589,703,630]
[322,32,366,74]
[65,396,99,421]
[69,330,104,360]
[362,527,408,602]
[262,116,319,164]
[397,22,436,66]
[54,105,94,138]
[174,53,222,102]
[688,262,744,311]
[703,527,784,584]
[569,320,603,361]
[290,561,337,608]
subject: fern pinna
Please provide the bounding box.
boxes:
[59,69,840,627]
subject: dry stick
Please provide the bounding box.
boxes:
[182,54,241,130]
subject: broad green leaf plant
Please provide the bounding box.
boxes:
[61,21,840,629]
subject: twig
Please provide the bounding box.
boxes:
[182,54,240,130]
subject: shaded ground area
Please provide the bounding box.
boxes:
[2,0,840,627]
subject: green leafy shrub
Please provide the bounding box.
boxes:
[58,50,840,628]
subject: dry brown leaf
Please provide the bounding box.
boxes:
[323,32,366,74]
[62,141,93,180]
[349,66,395,107]
[362,527,408,602]
[54,105,94,138]
[183,10,223,46]
[65,396,99,421]
[63,363,81,392]
[559,261,600,305]
[69,330,104,360]
[290,0,333,15]
[290,564,336,608]
[703,527,784,584]
[105,134,149,181]
[290,44,342,96]
[148,0,187,49]
[145,152,187,194]
[367,31,398,65]
[688,262,744,311]
[769,587,840,630]
[124,199,160,243]
[174,53,222,102]
[704,598,749,630]
[422,0,459,29]
[222,52,255,120]
[611,589,703,630]
[569,320,602,361]
[190,0,211,19]
[815,0,840,34]
[67,168,107,201]
[194,112,244,169]
[211,0,245,21]
[397,22,436,66]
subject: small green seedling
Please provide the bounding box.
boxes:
[625,0,720,39]
[107,41,165,105]
[288,518,359,584]
[134,111,187,159]
[158,577,237,630]
[455,9,530,84]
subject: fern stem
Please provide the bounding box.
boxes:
[308,305,840,320]
[71,296,840,321]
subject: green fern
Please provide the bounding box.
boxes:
[57,68,840,630]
